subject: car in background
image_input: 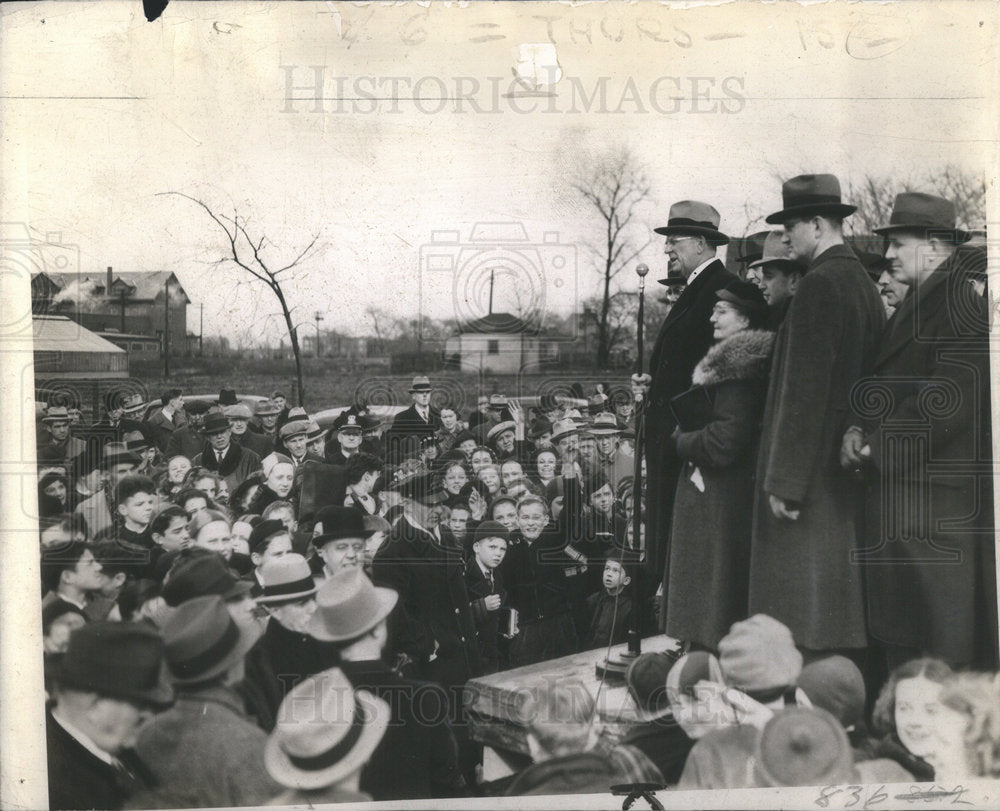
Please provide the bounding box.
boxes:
[312,404,407,434]
[140,393,271,422]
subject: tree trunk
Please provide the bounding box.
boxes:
[272,282,306,407]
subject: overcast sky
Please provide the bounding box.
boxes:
[3,1,996,344]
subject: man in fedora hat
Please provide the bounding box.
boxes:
[192,410,262,493]
[745,230,806,329]
[252,398,282,441]
[735,229,771,283]
[749,174,885,657]
[241,554,340,731]
[226,402,273,458]
[145,388,186,452]
[40,406,88,467]
[134,595,280,808]
[46,622,173,810]
[265,668,390,805]
[633,200,738,588]
[387,375,441,463]
[842,192,996,671]
[590,412,633,492]
[74,442,140,540]
[308,569,464,799]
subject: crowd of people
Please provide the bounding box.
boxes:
[35,174,998,807]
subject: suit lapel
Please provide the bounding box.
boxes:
[874,268,949,369]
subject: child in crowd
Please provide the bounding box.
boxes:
[97,475,157,547]
[465,521,509,674]
[584,550,635,651]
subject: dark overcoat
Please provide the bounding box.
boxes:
[192,442,261,492]
[749,244,885,650]
[386,404,441,462]
[664,329,774,649]
[465,558,506,673]
[858,246,997,668]
[371,516,482,689]
[645,259,737,583]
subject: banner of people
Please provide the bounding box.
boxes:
[36,177,998,807]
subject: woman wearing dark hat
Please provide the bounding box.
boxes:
[663,280,774,650]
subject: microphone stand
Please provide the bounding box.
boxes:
[596,263,648,679]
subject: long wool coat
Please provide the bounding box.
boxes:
[645,259,737,583]
[749,244,885,650]
[664,329,774,649]
[859,246,997,668]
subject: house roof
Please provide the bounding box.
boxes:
[32,315,127,354]
[459,312,535,334]
[32,270,190,303]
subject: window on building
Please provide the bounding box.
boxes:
[488,340,499,355]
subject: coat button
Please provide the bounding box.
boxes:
[460,637,465,642]
[454,608,460,614]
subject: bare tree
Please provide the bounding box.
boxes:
[569,147,652,368]
[158,192,319,405]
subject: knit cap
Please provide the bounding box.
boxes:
[719,614,803,695]
[755,707,856,787]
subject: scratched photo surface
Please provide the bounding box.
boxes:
[1,1,998,809]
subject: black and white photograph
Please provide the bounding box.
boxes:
[1,1,998,808]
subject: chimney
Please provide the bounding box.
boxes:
[107,266,113,294]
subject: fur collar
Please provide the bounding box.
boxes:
[691,329,775,388]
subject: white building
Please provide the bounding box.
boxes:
[444,312,563,374]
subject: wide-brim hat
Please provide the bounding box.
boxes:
[735,230,772,265]
[257,553,318,604]
[57,621,174,708]
[266,671,390,790]
[747,230,800,270]
[588,413,621,436]
[161,549,253,607]
[653,200,730,246]
[656,269,686,287]
[486,420,516,443]
[765,174,856,224]
[307,569,398,642]
[201,411,231,436]
[550,419,580,444]
[872,192,969,242]
[123,429,153,452]
[279,419,310,442]
[408,375,432,393]
[121,393,147,415]
[42,406,71,424]
[163,595,257,685]
[305,421,326,442]
[255,400,281,417]
[313,506,375,546]
[527,417,552,439]
[217,389,239,407]
[101,442,141,470]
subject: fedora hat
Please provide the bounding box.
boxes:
[101,442,141,470]
[121,393,146,415]
[201,411,231,436]
[765,174,856,224]
[487,394,508,409]
[248,518,289,556]
[527,416,552,439]
[57,621,174,707]
[123,429,153,452]
[313,506,375,547]
[42,406,72,424]
[279,419,310,442]
[307,569,398,642]
[653,200,730,246]
[550,419,580,444]
[747,231,800,270]
[486,420,516,443]
[873,192,969,241]
[656,268,686,287]
[305,421,326,442]
[254,399,281,417]
[287,407,308,422]
[588,413,621,436]
[408,375,432,393]
[162,595,257,685]
[161,549,253,607]
[224,403,253,420]
[735,230,771,265]
[216,389,239,407]
[257,553,317,604]
[265,668,390,790]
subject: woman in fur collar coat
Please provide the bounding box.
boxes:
[663,281,774,650]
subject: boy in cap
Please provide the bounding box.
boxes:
[134,595,280,808]
[309,569,464,799]
[465,520,509,674]
[46,622,173,810]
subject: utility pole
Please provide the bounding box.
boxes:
[488,269,495,315]
[199,302,204,356]
[314,311,323,358]
[163,277,170,379]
